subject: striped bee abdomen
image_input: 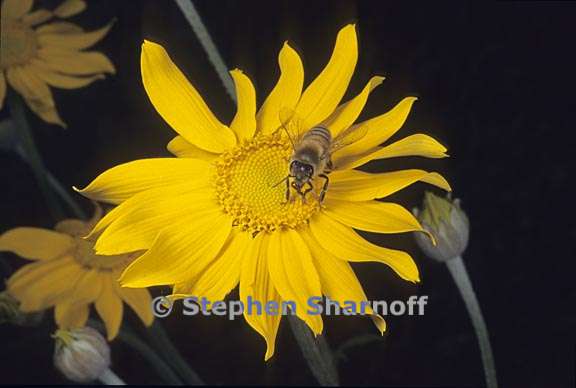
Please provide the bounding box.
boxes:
[302,126,332,143]
[293,126,332,168]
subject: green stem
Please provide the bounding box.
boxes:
[89,320,183,385]
[44,166,87,219]
[99,369,126,385]
[334,334,383,363]
[447,256,498,388]
[7,92,65,221]
[288,314,339,386]
[145,321,204,385]
[14,145,87,220]
[175,0,236,102]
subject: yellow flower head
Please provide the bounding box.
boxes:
[0,0,115,126]
[0,206,154,340]
[78,24,450,360]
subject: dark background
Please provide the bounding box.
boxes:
[1,0,574,386]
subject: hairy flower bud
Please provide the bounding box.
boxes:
[53,327,111,383]
[0,291,43,326]
[0,291,23,324]
[414,192,469,262]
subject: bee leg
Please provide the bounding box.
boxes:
[308,182,320,201]
[291,182,301,203]
[318,174,330,203]
[284,177,291,203]
[280,176,294,205]
[300,181,315,204]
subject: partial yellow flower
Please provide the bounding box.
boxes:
[0,207,153,340]
[78,24,450,360]
[0,0,115,126]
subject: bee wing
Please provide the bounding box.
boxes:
[278,107,305,149]
[330,123,369,153]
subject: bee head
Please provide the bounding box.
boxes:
[290,160,314,186]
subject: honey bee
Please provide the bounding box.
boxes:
[275,108,368,203]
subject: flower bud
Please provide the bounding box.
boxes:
[414,191,469,262]
[0,291,43,326]
[53,327,111,383]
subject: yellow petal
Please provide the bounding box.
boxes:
[267,229,323,335]
[55,302,89,329]
[334,97,417,158]
[176,231,248,302]
[21,9,53,26]
[0,227,74,260]
[114,272,153,326]
[310,214,420,282]
[166,136,219,160]
[338,134,448,170]
[87,182,203,240]
[69,269,103,305]
[324,199,425,235]
[239,233,282,361]
[6,67,66,127]
[76,158,213,204]
[53,0,86,18]
[368,133,448,160]
[301,229,386,334]
[37,21,114,50]
[94,188,217,255]
[30,60,104,89]
[29,263,82,309]
[8,257,71,297]
[95,274,124,340]
[322,76,384,137]
[9,256,82,311]
[229,69,256,140]
[0,72,6,109]
[120,211,231,287]
[1,0,33,20]
[35,21,82,34]
[37,46,115,75]
[141,40,236,153]
[295,24,358,128]
[257,42,304,135]
[328,169,451,202]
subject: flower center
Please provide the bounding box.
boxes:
[73,238,134,271]
[0,21,38,69]
[215,134,320,234]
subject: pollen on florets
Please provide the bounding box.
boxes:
[215,133,320,235]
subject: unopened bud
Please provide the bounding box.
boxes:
[0,291,43,326]
[414,192,469,262]
[53,327,111,383]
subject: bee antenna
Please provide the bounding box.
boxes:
[281,124,296,150]
[271,176,288,188]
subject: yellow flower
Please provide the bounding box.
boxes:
[0,0,115,126]
[78,24,450,360]
[0,207,153,340]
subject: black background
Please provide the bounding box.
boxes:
[0,0,574,386]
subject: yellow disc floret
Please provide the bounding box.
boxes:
[215,134,320,234]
